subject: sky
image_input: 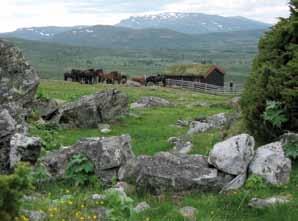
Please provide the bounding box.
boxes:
[0,0,290,33]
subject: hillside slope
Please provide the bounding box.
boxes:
[117,12,271,34]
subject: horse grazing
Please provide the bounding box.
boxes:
[145,74,166,86]
[131,76,145,85]
[102,71,126,84]
[64,72,72,81]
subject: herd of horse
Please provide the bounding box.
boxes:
[64,69,127,84]
[64,68,167,86]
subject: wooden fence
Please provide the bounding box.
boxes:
[166,79,243,96]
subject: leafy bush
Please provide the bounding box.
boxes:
[31,123,62,151]
[65,154,95,186]
[262,101,288,128]
[245,175,267,191]
[284,142,298,160]
[241,1,298,142]
[0,164,32,221]
[104,189,134,221]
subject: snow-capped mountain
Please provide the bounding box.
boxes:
[0,26,88,41]
[117,12,270,34]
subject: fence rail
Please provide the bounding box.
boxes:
[166,79,243,96]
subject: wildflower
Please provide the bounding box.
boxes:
[68,200,73,205]
[81,204,85,208]
[93,215,97,220]
[66,189,70,193]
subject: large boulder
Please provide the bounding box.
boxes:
[47,89,128,128]
[119,152,233,195]
[0,39,39,106]
[249,142,291,185]
[0,109,16,173]
[208,134,255,175]
[42,135,134,184]
[9,133,42,169]
[130,96,171,109]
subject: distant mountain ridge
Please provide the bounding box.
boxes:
[0,24,266,50]
[117,12,271,34]
[0,12,269,50]
[0,26,88,41]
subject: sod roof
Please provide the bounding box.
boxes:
[164,64,225,77]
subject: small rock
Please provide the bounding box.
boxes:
[176,120,189,127]
[168,137,179,145]
[179,206,198,221]
[98,124,110,130]
[248,196,291,209]
[130,96,171,109]
[21,209,47,221]
[133,201,150,213]
[126,80,142,87]
[92,194,106,201]
[114,181,135,195]
[220,173,247,193]
[100,128,111,134]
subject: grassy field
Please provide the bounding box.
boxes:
[9,38,256,84]
[24,80,298,221]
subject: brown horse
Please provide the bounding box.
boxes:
[131,76,145,85]
[102,71,126,84]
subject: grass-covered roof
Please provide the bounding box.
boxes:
[164,64,224,77]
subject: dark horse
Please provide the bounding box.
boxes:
[64,69,104,84]
[145,74,166,86]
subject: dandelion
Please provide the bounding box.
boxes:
[80,217,85,220]
[81,204,85,208]
[93,215,97,220]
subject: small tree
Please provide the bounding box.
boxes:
[241,0,298,141]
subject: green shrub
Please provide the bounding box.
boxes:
[31,123,62,151]
[245,175,267,191]
[241,1,298,142]
[104,188,134,221]
[284,141,298,160]
[65,154,95,186]
[262,101,288,128]
[0,164,32,221]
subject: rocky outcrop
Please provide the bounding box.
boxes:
[249,142,291,185]
[187,112,238,135]
[118,152,233,195]
[0,40,41,174]
[130,96,171,109]
[0,39,39,106]
[47,90,128,128]
[0,109,16,173]
[208,134,255,175]
[9,133,42,169]
[42,135,134,184]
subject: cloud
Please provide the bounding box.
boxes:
[0,0,290,33]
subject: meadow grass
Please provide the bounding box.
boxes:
[24,80,298,221]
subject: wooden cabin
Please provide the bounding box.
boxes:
[164,64,225,86]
